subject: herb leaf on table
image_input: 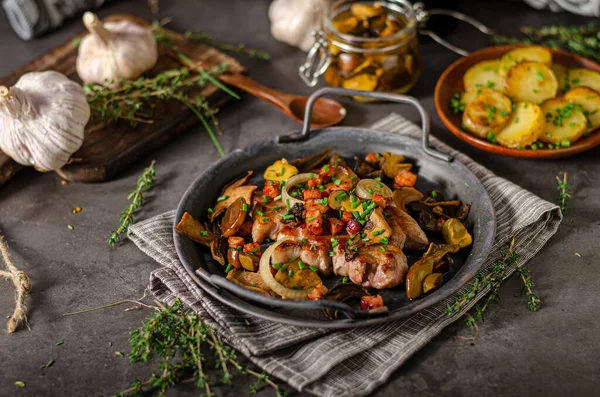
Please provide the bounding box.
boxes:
[107,160,156,247]
[556,171,571,214]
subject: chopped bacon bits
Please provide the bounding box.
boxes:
[365,152,380,165]
[319,165,333,181]
[262,181,281,199]
[305,209,324,235]
[303,189,322,200]
[307,175,324,188]
[328,218,345,236]
[243,242,261,256]
[393,170,417,188]
[228,236,244,248]
[340,211,354,224]
[372,193,387,208]
[346,219,361,236]
[360,294,384,310]
[307,284,329,300]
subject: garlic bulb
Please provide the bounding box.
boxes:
[76,12,158,87]
[0,71,90,172]
[268,0,330,52]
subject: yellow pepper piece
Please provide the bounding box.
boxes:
[441,218,473,249]
[263,158,298,182]
[422,273,443,294]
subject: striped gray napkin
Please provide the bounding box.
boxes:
[128,112,562,397]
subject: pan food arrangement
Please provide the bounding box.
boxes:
[174,88,496,328]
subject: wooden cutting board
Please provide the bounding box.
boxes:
[0,14,245,185]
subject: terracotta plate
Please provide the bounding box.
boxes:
[435,45,600,159]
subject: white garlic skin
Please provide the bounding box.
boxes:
[0,71,90,172]
[268,0,330,52]
[76,12,158,87]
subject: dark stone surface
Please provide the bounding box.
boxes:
[0,1,598,396]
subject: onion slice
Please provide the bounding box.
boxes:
[356,179,393,200]
[281,173,313,208]
[259,239,313,300]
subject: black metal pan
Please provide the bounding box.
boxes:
[174,87,496,328]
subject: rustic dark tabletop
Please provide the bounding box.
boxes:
[0,0,598,396]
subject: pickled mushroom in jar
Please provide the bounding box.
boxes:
[322,1,420,97]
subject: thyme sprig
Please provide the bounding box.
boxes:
[184,31,271,61]
[112,298,285,397]
[514,264,541,312]
[493,23,600,63]
[556,172,571,214]
[84,62,230,157]
[446,238,540,328]
[107,160,156,246]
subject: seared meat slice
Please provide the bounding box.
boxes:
[277,224,312,242]
[346,245,408,289]
[384,206,428,250]
[271,238,333,275]
[332,236,351,277]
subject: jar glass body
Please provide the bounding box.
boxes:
[322,0,421,98]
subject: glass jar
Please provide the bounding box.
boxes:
[300,0,421,99]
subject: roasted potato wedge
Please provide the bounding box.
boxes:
[463,59,503,92]
[539,97,587,145]
[504,62,558,103]
[567,68,600,94]
[551,64,569,94]
[495,102,544,148]
[462,90,512,138]
[564,87,600,132]
[499,45,552,77]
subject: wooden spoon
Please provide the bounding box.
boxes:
[172,47,346,128]
[218,73,347,128]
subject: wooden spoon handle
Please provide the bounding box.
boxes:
[218,73,293,113]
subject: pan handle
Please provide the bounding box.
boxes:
[278,87,452,162]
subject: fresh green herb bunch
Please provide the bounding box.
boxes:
[493,23,600,63]
[556,171,571,214]
[114,299,285,397]
[184,31,271,61]
[107,160,156,246]
[84,62,231,157]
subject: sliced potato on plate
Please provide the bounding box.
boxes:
[495,102,544,148]
[463,90,512,138]
[567,68,600,94]
[504,61,558,103]
[463,60,503,92]
[539,97,587,144]
[460,89,491,107]
[499,45,552,76]
[564,87,600,132]
[551,64,570,94]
